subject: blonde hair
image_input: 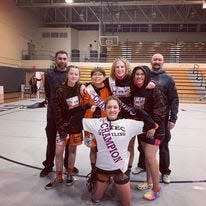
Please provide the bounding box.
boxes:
[110,57,131,79]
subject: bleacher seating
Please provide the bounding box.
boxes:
[105,41,206,63]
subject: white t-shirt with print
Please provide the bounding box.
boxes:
[83,117,143,173]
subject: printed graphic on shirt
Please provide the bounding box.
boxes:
[98,124,126,137]
[112,86,130,97]
[134,96,145,109]
[109,77,130,97]
[66,96,80,109]
[98,121,123,164]
[83,118,144,172]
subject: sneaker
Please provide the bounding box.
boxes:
[40,167,52,177]
[136,182,153,191]
[64,166,79,175]
[132,167,145,175]
[91,198,100,203]
[66,175,74,186]
[45,179,63,190]
[162,174,170,184]
[143,190,160,201]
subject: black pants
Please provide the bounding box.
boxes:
[43,117,57,169]
[137,136,145,170]
[159,127,171,175]
[137,121,171,175]
[43,116,69,170]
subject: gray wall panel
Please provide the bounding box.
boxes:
[0,67,26,92]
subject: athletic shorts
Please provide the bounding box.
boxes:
[95,168,129,185]
[56,133,66,146]
[68,132,83,146]
[138,133,164,146]
[56,132,83,146]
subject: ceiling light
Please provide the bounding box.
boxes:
[65,0,73,3]
[203,0,206,9]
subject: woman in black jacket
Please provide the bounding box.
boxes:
[130,65,166,201]
[45,65,88,189]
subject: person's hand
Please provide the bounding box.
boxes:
[86,141,96,148]
[168,121,175,130]
[146,128,155,138]
[129,110,136,116]
[90,105,96,113]
[146,81,155,89]
[84,133,96,147]
[80,84,87,96]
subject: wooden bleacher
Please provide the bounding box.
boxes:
[106,41,206,63]
[165,67,206,102]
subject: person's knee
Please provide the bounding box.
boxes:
[55,145,64,156]
[113,173,130,185]
[91,180,108,202]
[146,155,156,166]
[69,145,77,154]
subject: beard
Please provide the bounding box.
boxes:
[152,63,161,70]
[56,63,67,70]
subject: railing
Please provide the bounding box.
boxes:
[21,41,206,63]
[192,64,205,87]
[22,50,55,60]
[192,64,206,100]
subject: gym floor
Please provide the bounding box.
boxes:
[0,98,206,206]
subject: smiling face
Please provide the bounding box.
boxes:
[114,60,126,79]
[134,69,145,87]
[105,99,120,120]
[55,53,68,70]
[111,57,130,79]
[67,66,80,86]
[91,71,105,87]
[151,53,164,71]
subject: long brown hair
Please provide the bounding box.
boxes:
[105,96,121,108]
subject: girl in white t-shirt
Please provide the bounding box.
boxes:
[83,96,156,206]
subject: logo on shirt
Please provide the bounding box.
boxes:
[111,86,130,97]
[134,96,145,109]
[66,96,80,109]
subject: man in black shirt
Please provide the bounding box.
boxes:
[40,50,79,177]
[151,53,179,183]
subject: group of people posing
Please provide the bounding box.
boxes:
[40,50,179,206]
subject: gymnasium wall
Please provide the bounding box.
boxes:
[35,28,72,55]
[0,66,26,92]
[0,0,40,68]
[71,28,79,51]
[78,31,100,60]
